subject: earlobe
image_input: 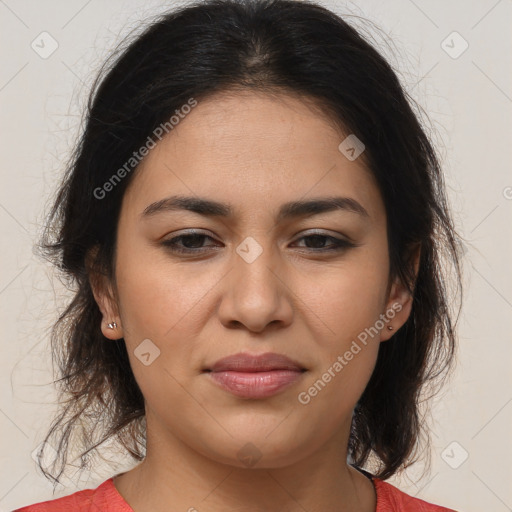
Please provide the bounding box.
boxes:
[94,282,123,341]
[380,282,412,342]
[380,245,420,342]
[102,318,123,340]
[86,246,123,340]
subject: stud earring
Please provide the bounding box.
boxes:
[107,321,117,330]
[387,326,394,331]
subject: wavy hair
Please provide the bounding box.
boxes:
[36,0,464,488]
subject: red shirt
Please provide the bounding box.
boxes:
[14,476,458,511]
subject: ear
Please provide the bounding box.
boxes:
[380,244,421,342]
[86,245,123,340]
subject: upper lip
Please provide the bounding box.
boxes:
[206,352,306,372]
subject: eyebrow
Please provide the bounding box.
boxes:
[141,195,369,221]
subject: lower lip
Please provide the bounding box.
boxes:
[207,370,304,399]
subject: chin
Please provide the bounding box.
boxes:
[194,429,316,470]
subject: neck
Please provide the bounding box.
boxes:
[113,414,376,512]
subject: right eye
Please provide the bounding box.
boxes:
[161,231,222,254]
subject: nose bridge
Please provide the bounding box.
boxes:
[233,234,279,300]
[218,234,292,332]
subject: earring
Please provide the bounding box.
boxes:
[387,326,393,331]
[107,321,117,330]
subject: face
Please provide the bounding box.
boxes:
[93,90,413,469]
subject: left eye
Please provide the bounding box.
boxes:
[161,232,355,254]
[292,234,354,251]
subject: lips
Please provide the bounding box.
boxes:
[204,352,306,399]
[207,352,305,373]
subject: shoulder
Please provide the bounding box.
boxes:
[374,478,459,512]
[13,478,133,512]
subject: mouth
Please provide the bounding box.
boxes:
[203,352,307,399]
[205,352,306,373]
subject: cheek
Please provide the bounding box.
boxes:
[296,268,386,425]
[293,247,388,406]
[115,242,217,339]
[299,247,390,347]
[113,248,213,415]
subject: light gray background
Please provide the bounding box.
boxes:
[1,1,511,510]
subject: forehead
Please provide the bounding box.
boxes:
[161,90,351,164]
[122,90,384,222]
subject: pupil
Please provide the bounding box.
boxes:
[183,234,204,248]
[307,235,325,248]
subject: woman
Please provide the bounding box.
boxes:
[15,0,463,510]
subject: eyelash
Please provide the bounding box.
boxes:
[161,231,356,255]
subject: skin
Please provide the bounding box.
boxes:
[90,90,418,512]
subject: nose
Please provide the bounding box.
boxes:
[217,239,294,334]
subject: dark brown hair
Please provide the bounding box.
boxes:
[36,0,464,488]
